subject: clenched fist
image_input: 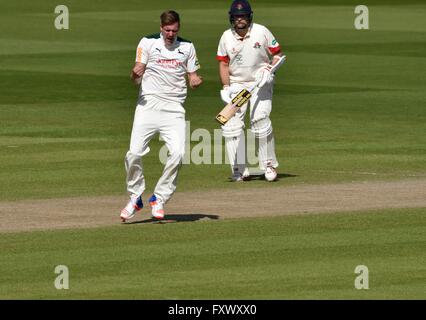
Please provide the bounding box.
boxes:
[132,63,145,78]
[188,72,203,89]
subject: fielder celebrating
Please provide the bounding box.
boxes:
[121,10,202,222]
[217,0,286,181]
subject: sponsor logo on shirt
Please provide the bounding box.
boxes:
[156,59,183,68]
[253,42,261,48]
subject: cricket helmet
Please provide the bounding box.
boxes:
[229,0,253,25]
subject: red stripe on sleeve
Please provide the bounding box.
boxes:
[216,55,230,63]
[268,46,281,55]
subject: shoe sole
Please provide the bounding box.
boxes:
[152,212,164,220]
[150,200,164,220]
[120,208,136,222]
[151,206,165,219]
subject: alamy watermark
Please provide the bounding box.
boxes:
[354,265,369,290]
[354,5,369,30]
[54,265,69,289]
[54,5,69,30]
[157,121,262,166]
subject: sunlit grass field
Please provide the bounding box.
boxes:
[0,0,425,299]
[1,208,425,299]
[0,0,425,201]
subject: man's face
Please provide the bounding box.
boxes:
[232,14,250,30]
[161,22,179,46]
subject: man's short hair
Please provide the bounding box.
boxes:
[160,10,180,26]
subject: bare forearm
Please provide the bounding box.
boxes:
[270,53,286,69]
[219,61,230,87]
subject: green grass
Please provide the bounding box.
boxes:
[0,208,425,299]
[0,0,425,201]
[0,0,425,300]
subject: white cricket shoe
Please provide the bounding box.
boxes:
[242,168,251,180]
[231,167,250,182]
[264,161,278,182]
[149,194,164,220]
[120,195,143,222]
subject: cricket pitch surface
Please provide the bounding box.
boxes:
[1,179,425,233]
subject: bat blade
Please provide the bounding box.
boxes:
[215,89,252,125]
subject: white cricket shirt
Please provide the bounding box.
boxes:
[216,23,281,84]
[136,33,200,105]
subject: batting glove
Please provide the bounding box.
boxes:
[220,85,232,104]
[255,65,275,88]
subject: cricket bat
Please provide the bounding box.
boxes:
[215,87,253,125]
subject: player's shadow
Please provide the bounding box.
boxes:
[237,172,298,181]
[126,213,219,225]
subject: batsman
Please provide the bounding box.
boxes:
[216,0,286,181]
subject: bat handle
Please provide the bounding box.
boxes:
[248,80,261,92]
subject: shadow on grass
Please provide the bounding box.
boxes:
[126,213,220,225]
[228,172,298,182]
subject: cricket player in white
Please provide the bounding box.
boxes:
[217,0,286,181]
[121,10,202,222]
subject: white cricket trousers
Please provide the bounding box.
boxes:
[125,96,186,203]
